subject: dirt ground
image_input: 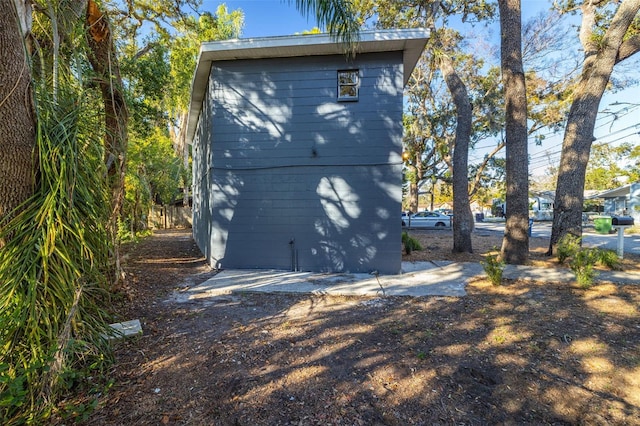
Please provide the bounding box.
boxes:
[81,229,640,425]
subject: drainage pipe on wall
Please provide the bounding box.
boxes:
[289,238,296,271]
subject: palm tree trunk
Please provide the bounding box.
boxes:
[85,0,129,282]
[0,0,36,244]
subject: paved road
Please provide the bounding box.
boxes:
[475,221,640,257]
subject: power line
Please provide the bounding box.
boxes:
[528,129,640,173]
[528,124,639,165]
[468,102,640,164]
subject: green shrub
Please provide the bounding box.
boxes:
[556,234,582,264]
[564,245,622,289]
[597,249,622,271]
[481,249,505,286]
[402,232,423,255]
[569,248,600,288]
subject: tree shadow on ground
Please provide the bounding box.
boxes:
[86,230,640,426]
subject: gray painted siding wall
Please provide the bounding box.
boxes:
[192,52,404,274]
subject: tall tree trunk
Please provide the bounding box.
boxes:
[548,0,640,254]
[548,87,609,254]
[178,111,190,207]
[498,0,529,264]
[0,0,36,245]
[404,152,423,213]
[170,111,191,207]
[85,0,128,282]
[439,54,473,253]
[408,177,419,213]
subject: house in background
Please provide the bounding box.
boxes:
[186,29,429,274]
[589,182,640,222]
[529,192,554,221]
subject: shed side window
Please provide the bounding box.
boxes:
[337,70,359,101]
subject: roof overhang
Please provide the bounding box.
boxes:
[587,184,632,199]
[185,28,430,144]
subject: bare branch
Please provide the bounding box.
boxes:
[469,141,505,197]
[616,33,640,63]
[133,41,158,60]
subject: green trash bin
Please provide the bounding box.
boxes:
[593,215,612,234]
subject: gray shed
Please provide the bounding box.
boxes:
[186,29,429,274]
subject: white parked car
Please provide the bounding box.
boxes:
[402,211,452,228]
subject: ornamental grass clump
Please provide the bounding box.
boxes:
[402,232,423,255]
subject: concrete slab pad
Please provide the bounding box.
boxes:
[167,260,638,305]
[173,261,484,302]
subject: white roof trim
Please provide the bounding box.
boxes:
[186,29,430,144]
[588,183,633,199]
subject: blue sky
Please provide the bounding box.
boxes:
[202,1,320,37]
[203,0,561,38]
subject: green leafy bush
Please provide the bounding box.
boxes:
[481,249,505,286]
[597,249,622,271]
[556,234,581,264]
[569,248,600,288]
[557,236,623,288]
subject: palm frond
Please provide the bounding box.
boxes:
[290,0,361,50]
[0,74,113,422]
